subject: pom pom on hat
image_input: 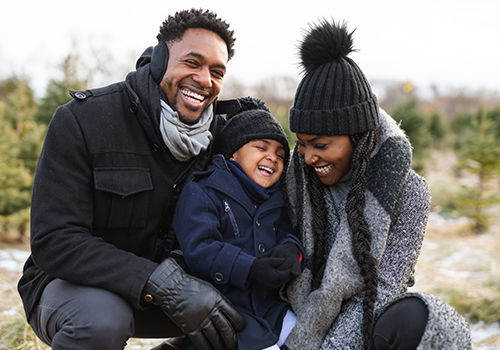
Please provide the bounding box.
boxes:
[300,20,355,74]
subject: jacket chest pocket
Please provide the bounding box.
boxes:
[93,167,153,229]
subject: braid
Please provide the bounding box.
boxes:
[291,147,305,241]
[288,147,329,287]
[304,164,329,290]
[345,130,378,349]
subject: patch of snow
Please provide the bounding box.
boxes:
[421,240,439,250]
[0,248,29,273]
[439,248,490,268]
[471,321,500,350]
[428,212,469,225]
[437,269,485,278]
[2,306,18,316]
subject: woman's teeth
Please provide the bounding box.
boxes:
[315,164,333,175]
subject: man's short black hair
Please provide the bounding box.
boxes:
[157,8,235,60]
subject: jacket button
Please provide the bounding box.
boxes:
[258,243,266,254]
[153,144,160,152]
[129,103,138,113]
[256,220,261,227]
[74,91,87,99]
[214,272,224,283]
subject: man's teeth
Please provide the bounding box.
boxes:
[315,165,333,174]
[181,89,205,102]
[258,166,274,174]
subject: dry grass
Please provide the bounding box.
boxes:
[0,267,48,349]
[409,213,500,349]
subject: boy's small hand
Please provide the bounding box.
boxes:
[248,243,303,288]
[262,243,302,277]
[248,256,291,289]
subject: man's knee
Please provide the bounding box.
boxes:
[31,279,134,350]
[73,311,133,350]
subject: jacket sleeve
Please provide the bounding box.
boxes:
[30,105,157,309]
[275,208,305,266]
[320,171,431,350]
[173,181,255,290]
[375,171,430,306]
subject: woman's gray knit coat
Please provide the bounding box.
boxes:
[283,109,471,350]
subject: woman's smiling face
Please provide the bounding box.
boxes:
[296,133,353,185]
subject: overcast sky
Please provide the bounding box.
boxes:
[2,0,499,97]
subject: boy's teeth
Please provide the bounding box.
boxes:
[258,166,274,174]
[181,89,204,101]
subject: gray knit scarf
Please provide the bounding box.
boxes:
[283,109,412,349]
[159,100,213,161]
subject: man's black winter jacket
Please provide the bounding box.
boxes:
[17,54,225,319]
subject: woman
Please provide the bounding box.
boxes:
[281,20,471,350]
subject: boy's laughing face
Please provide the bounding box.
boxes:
[231,139,285,188]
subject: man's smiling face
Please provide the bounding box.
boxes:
[160,28,229,123]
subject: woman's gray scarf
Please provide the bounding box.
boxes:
[160,100,213,161]
[283,109,412,349]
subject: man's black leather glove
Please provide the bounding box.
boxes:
[144,258,245,350]
[248,256,293,289]
[263,242,302,278]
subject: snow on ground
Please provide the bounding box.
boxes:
[0,248,29,273]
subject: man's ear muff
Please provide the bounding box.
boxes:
[150,41,169,84]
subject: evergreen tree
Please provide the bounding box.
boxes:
[0,77,45,241]
[390,98,431,173]
[35,53,88,125]
[455,107,500,233]
[428,112,446,148]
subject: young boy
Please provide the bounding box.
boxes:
[172,98,303,350]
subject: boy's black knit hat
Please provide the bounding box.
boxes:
[217,97,290,167]
[289,20,380,136]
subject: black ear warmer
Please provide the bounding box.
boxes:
[150,41,169,84]
[214,99,242,116]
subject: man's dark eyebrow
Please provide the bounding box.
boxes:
[185,52,226,71]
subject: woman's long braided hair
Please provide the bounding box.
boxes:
[346,130,378,349]
[294,129,378,349]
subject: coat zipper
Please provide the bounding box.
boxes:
[223,199,240,237]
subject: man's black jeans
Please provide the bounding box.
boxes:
[29,279,182,350]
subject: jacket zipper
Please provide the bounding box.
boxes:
[223,199,240,237]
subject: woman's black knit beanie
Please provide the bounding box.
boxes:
[216,97,290,168]
[289,20,380,136]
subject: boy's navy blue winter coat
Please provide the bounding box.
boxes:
[173,154,303,349]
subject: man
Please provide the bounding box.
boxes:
[18,9,245,350]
